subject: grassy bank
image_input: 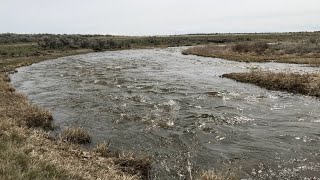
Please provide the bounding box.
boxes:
[182,33,320,65]
[183,43,320,65]
[0,45,93,73]
[222,71,320,97]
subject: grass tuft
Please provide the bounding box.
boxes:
[199,170,237,180]
[115,152,152,180]
[94,142,118,157]
[61,127,91,144]
[23,105,53,129]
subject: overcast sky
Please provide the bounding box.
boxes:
[1,0,320,35]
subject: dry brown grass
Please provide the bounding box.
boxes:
[0,117,139,180]
[23,105,53,129]
[198,170,237,180]
[0,74,15,92]
[0,76,53,129]
[115,151,152,180]
[0,119,81,180]
[60,127,91,144]
[223,71,320,97]
[183,43,320,65]
[94,143,152,179]
[94,142,114,157]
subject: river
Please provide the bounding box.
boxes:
[11,47,320,179]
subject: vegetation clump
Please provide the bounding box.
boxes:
[23,105,53,129]
[61,127,92,144]
[115,152,152,180]
[199,170,237,180]
[94,143,152,179]
[222,71,320,97]
[94,142,116,157]
[231,42,270,54]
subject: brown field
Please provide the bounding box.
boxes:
[222,71,320,97]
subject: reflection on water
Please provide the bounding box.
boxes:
[11,47,320,179]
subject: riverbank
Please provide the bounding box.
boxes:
[222,71,320,97]
[182,42,320,65]
[0,48,93,73]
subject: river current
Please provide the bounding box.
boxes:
[11,47,320,179]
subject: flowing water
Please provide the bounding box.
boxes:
[11,47,320,179]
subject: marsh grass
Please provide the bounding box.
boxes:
[60,127,91,144]
[223,71,320,97]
